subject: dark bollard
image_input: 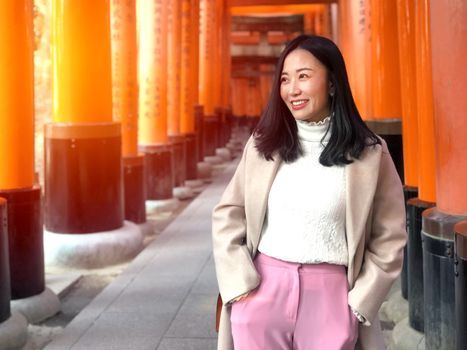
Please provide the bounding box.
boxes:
[454,221,467,350]
[141,144,174,200]
[407,198,434,332]
[422,208,466,350]
[0,197,10,323]
[402,186,418,300]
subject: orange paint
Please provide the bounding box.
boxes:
[111,0,138,156]
[180,0,194,134]
[191,0,200,106]
[52,0,112,123]
[199,0,215,116]
[138,0,168,145]
[0,0,35,189]
[222,3,232,109]
[213,0,225,111]
[430,0,467,214]
[414,0,435,203]
[168,0,182,136]
[231,5,321,16]
[369,0,402,120]
[337,0,370,119]
[396,0,418,187]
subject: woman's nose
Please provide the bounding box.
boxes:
[289,81,301,96]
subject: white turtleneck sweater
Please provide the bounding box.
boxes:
[257,117,348,266]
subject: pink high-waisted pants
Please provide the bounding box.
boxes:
[231,253,358,350]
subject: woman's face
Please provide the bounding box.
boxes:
[280,48,332,123]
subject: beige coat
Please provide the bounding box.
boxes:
[212,136,407,350]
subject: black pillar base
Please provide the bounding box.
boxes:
[123,155,146,224]
[169,135,187,187]
[194,105,204,161]
[203,115,219,157]
[454,221,467,350]
[407,198,434,332]
[402,186,418,300]
[365,119,404,181]
[185,133,198,181]
[0,186,44,300]
[422,208,467,350]
[140,144,174,200]
[44,123,124,233]
[0,198,10,322]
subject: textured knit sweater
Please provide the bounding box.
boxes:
[258,117,348,266]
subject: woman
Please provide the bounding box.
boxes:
[212,35,406,350]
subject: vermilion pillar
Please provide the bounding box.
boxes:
[422,1,467,349]
[111,0,146,224]
[46,0,123,233]
[366,0,404,180]
[180,0,198,180]
[338,0,370,119]
[138,0,173,200]
[396,0,419,303]
[200,0,218,156]
[191,0,203,164]
[168,0,187,188]
[0,0,44,299]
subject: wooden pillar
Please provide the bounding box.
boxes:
[111,0,146,224]
[200,0,218,156]
[180,0,197,180]
[168,0,186,187]
[366,0,404,180]
[338,0,370,119]
[46,0,123,234]
[422,2,467,349]
[0,0,43,299]
[138,0,173,200]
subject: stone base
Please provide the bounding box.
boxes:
[204,155,223,165]
[44,221,144,269]
[138,221,155,237]
[197,162,213,182]
[185,179,204,188]
[173,186,195,200]
[0,312,28,350]
[380,291,408,325]
[146,198,179,214]
[391,317,425,350]
[11,288,60,324]
[215,148,232,162]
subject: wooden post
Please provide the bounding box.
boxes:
[0,0,43,299]
[137,0,173,200]
[111,0,146,224]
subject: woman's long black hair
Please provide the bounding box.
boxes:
[254,34,380,166]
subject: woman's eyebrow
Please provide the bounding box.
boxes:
[296,67,313,73]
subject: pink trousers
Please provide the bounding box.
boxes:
[231,253,358,350]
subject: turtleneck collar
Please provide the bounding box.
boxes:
[296,116,332,142]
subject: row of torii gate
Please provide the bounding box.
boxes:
[0,0,467,350]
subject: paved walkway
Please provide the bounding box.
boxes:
[44,161,238,350]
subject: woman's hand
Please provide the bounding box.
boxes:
[231,292,249,303]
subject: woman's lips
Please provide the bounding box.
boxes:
[290,99,308,110]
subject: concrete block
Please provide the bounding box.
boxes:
[173,186,195,200]
[215,148,231,161]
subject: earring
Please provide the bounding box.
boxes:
[330,90,335,97]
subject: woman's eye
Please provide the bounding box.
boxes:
[299,73,308,79]
[280,76,288,83]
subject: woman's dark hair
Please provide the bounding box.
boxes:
[253,34,380,166]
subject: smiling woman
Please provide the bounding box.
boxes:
[212,34,407,350]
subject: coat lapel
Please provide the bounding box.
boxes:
[245,151,281,252]
[345,145,382,283]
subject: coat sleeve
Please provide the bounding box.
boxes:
[348,140,408,326]
[212,137,260,305]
